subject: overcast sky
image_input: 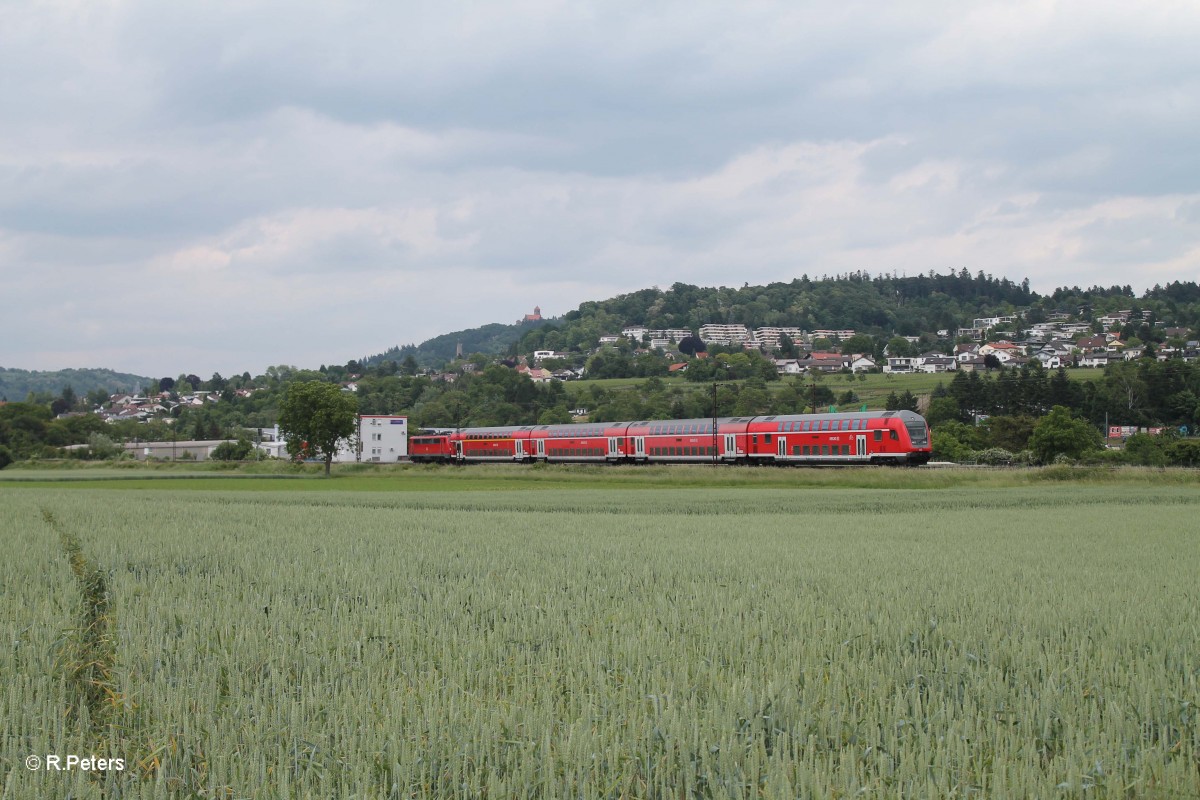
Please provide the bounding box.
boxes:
[3,1,1198,378]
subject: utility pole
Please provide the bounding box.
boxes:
[711,381,719,466]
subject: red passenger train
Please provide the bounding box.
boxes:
[410,410,931,466]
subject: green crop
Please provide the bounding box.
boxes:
[2,484,1197,798]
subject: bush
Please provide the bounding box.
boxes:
[211,439,254,461]
[1121,433,1168,467]
[974,448,1015,466]
[86,433,123,460]
[0,444,12,470]
[1166,438,1200,467]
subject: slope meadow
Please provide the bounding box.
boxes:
[2,480,1197,798]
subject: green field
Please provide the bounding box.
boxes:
[3,474,1198,798]
[566,368,1106,411]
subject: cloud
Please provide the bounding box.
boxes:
[2,1,1199,376]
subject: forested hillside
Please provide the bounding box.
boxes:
[0,367,151,402]
[367,272,1200,369]
[367,320,548,369]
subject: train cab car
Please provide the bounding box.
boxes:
[743,410,930,465]
[409,434,453,463]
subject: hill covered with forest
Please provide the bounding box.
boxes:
[0,366,152,403]
[368,271,1200,368]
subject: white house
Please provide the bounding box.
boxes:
[774,358,805,375]
[1034,352,1063,369]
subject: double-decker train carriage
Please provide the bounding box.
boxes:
[410,410,930,466]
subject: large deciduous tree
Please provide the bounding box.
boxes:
[278,381,359,476]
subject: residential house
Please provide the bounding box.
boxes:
[803,353,846,373]
[958,357,992,373]
[917,357,957,373]
[1122,346,1146,360]
[1078,353,1115,368]
[885,357,920,374]
[1034,351,1063,369]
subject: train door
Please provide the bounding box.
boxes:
[453,440,462,461]
[514,439,525,460]
[607,437,620,458]
[634,437,645,458]
[723,434,736,458]
[777,436,787,461]
[536,438,545,458]
[856,434,867,459]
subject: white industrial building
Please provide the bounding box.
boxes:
[334,415,409,463]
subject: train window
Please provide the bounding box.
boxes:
[890,430,899,441]
[842,445,850,455]
[752,435,758,445]
[793,445,801,455]
[874,430,882,442]
[764,433,772,444]
[821,420,830,431]
[821,445,829,455]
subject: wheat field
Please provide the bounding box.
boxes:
[2,484,1198,798]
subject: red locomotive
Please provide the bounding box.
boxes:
[410,410,930,466]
